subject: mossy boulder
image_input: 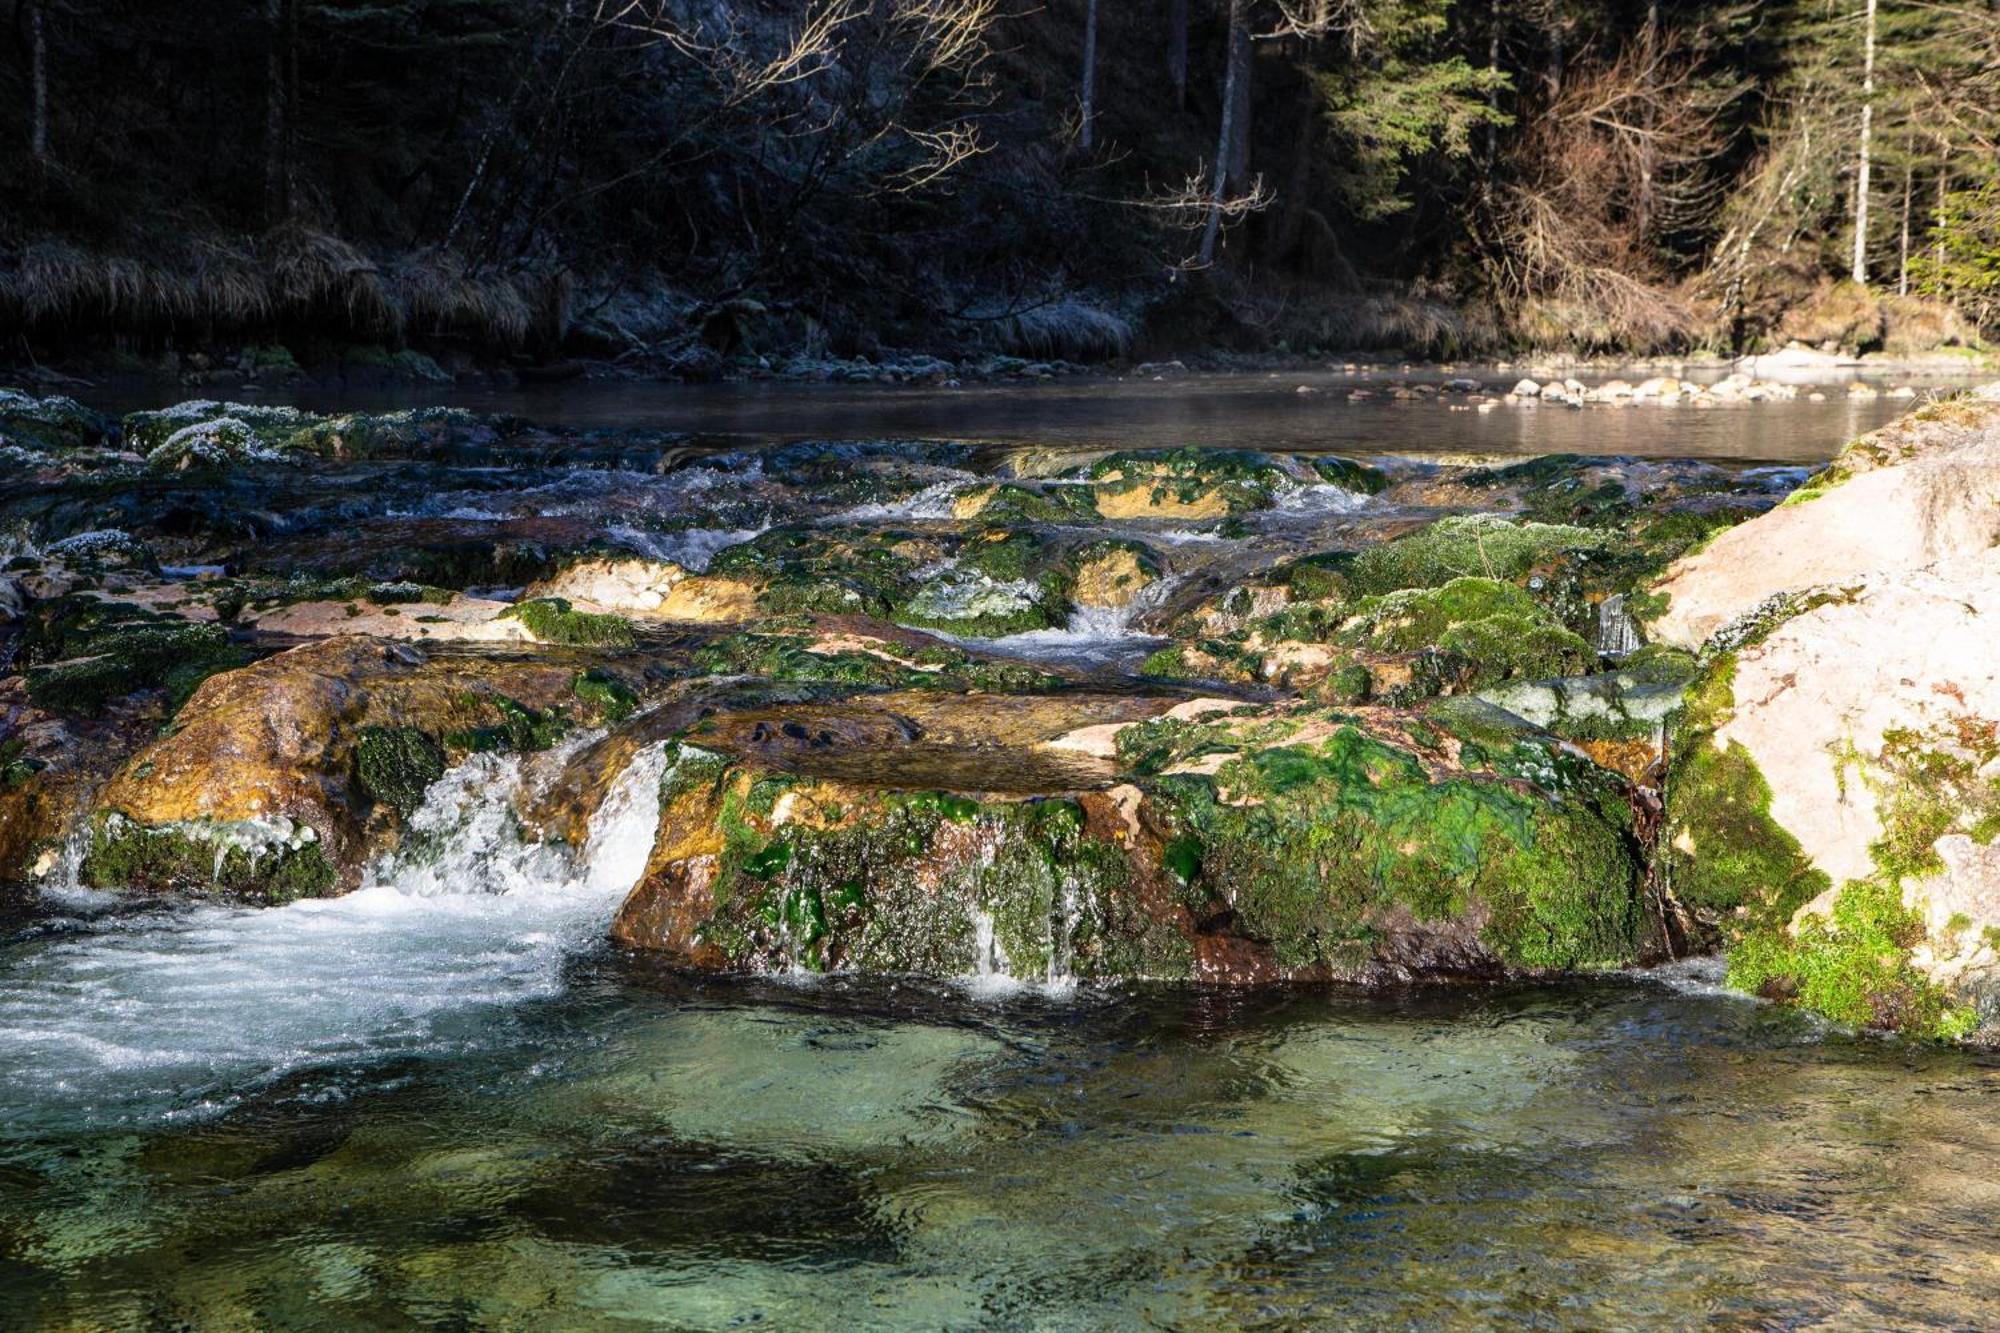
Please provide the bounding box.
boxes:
[83,636,596,894]
[0,388,119,453]
[614,704,1649,985]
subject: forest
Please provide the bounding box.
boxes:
[3,0,1998,371]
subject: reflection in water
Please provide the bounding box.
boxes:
[2,959,1995,1329]
[90,368,1951,462]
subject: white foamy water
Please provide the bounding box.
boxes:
[822,476,969,523]
[0,742,670,1129]
[953,574,1185,669]
[606,521,767,572]
[1271,482,1373,515]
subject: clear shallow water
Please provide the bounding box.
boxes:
[3,949,1997,1329]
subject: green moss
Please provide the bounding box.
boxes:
[1347,515,1603,596]
[1321,663,1373,705]
[81,818,337,904]
[1728,880,1977,1040]
[693,630,1059,692]
[572,669,639,723]
[1310,456,1391,494]
[446,696,567,753]
[687,779,1181,980]
[1342,577,1594,691]
[1151,726,1639,973]
[1663,663,1829,919]
[500,597,636,649]
[355,726,446,815]
[21,606,244,717]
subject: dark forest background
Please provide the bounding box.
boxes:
[3,0,1997,372]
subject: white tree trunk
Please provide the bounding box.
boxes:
[29,0,48,164]
[1851,0,1876,285]
[1199,0,1249,264]
[1081,0,1098,150]
[1898,162,1913,296]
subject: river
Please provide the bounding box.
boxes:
[3,374,1997,1327]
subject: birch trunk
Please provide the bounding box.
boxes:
[1898,162,1913,296]
[1851,0,1876,285]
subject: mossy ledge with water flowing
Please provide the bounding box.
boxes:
[4,385,1999,1039]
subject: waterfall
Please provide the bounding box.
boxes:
[1597,595,1642,660]
[0,739,670,1124]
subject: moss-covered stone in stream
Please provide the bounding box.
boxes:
[0,389,119,452]
[80,815,337,904]
[685,774,1183,979]
[1346,515,1604,596]
[571,669,640,723]
[19,597,251,717]
[693,628,1061,691]
[1146,726,1639,973]
[1661,658,1829,920]
[1663,658,1983,1039]
[499,597,636,648]
[1339,577,1595,692]
[1081,448,1295,516]
[446,696,568,754]
[355,727,446,816]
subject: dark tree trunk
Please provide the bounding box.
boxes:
[28,0,48,164]
[1081,0,1099,149]
[1224,5,1252,190]
[1199,0,1249,263]
[1168,0,1188,110]
[264,0,296,223]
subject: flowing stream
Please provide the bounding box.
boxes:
[5,382,2000,1326]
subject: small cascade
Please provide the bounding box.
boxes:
[970,908,1010,980]
[0,740,671,1123]
[1048,874,1082,990]
[964,573,1187,669]
[1597,594,1642,660]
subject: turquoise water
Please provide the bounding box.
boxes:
[2,907,1996,1328]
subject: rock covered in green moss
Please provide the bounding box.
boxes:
[499,596,636,648]
[0,388,119,453]
[81,812,337,903]
[613,702,1649,985]
[1653,394,2000,1037]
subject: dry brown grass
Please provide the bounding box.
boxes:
[0,227,568,351]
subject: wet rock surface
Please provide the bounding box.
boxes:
[2,386,1939,1002]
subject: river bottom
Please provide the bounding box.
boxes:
[3,950,1996,1330]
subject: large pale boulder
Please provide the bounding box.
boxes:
[1650,391,2000,648]
[1656,386,2000,1036]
